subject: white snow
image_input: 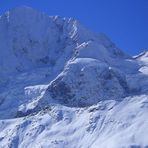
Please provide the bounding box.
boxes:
[0,6,148,148]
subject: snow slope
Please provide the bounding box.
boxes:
[0,6,148,148]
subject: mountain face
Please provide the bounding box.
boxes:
[0,6,148,148]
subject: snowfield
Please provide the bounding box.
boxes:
[0,6,148,148]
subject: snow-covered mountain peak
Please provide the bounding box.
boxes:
[0,6,132,85]
[9,5,37,13]
[0,6,148,148]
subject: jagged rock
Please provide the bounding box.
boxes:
[48,58,128,106]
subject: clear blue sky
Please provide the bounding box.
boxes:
[0,0,147,55]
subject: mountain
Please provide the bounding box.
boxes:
[0,6,148,148]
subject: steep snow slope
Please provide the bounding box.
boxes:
[0,6,148,148]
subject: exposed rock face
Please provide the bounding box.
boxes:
[48,58,128,106]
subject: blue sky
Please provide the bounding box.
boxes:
[0,0,147,55]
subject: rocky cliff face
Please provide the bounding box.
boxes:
[0,6,148,148]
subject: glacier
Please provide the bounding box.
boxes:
[0,6,148,148]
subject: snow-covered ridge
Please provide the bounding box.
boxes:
[0,6,127,75]
[0,6,136,111]
[0,6,148,148]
